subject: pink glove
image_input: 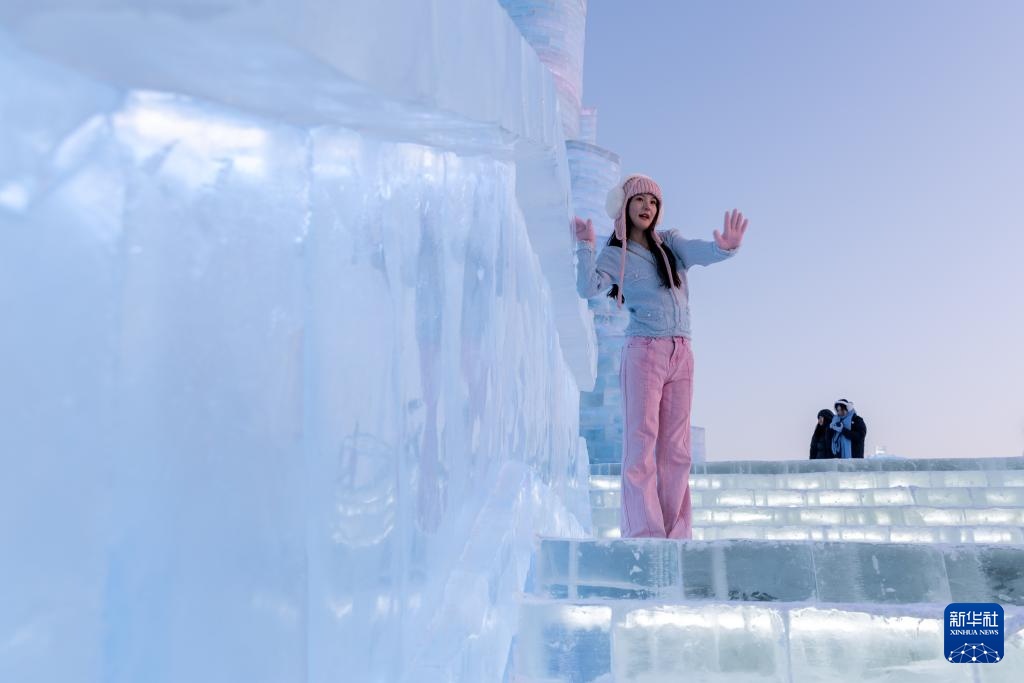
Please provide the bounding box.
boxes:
[714,209,748,250]
[573,216,595,245]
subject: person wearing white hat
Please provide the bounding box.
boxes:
[830,399,868,459]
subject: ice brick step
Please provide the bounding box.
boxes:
[514,598,1024,683]
[590,468,1024,491]
[592,502,1024,526]
[591,456,1024,476]
[591,485,1024,509]
[589,514,1024,545]
[531,538,1024,605]
[687,524,1024,545]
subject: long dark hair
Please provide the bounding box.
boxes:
[812,409,835,440]
[607,209,682,302]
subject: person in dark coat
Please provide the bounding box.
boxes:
[809,408,836,459]
[829,398,867,459]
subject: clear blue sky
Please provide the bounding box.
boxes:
[582,0,1024,460]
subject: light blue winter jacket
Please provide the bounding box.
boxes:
[575,230,736,338]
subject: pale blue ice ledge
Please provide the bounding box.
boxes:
[512,598,1024,682]
[530,538,1024,605]
[589,503,1024,528]
[591,456,1024,477]
[591,469,1024,491]
[592,486,1024,509]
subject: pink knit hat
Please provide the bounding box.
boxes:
[604,174,677,306]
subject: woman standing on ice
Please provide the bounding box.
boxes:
[574,174,747,539]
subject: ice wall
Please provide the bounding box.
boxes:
[499,0,588,140]
[567,138,630,465]
[0,2,594,681]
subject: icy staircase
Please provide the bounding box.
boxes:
[511,458,1024,682]
[590,458,1024,543]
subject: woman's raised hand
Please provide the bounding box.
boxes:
[573,216,596,245]
[713,209,748,251]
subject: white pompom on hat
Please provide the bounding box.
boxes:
[605,183,626,220]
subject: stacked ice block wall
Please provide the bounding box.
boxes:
[499,0,588,140]
[590,458,1024,542]
[513,456,1024,681]
[0,2,596,681]
[566,135,629,465]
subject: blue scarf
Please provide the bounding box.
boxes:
[830,410,855,459]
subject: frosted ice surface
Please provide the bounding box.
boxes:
[594,522,1024,545]
[595,469,1024,492]
[978,488,1024,505]
[1,1,596,680]
[682,457,1024,475]
[570,457,1023,678]
[813,543,952,604]
[945,546,1024,604]
[533,539,681,600]
[612,605,788,682]
[869,488,918,505]
[532,540,1024,606]
[681,542,817,602]
[912,487,974,505]
[515,601,612,683]
[788,608,957,682]
[499,1,587,138]
[516,601,1020,682]
[593,482,1022,510]
[589,488,620,509]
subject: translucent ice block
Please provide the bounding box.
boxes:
[788,607,956,682]
[588,474,619,491]
[812,543,952,604]
[514,600,612,682]
[593,483,1022,510]
[902,507,966,525]
[515,601,1024,682]
[813,489,864,506]
[762,490,808,506]
[624,505,1017,528]
[944,546,1024,605]
[975,487,1024,505]
[680,541,817,602]
[592,522,1024,546]
[964,508,1024,525]
[685,457,1024,475]
[612,605,788,682]
[532,539,681,600]
[931,470,990,487]
[589,488,620,509]
[993,470,1024,486]
[596,468,1024,492]
[884,472,942,488]
[910,487,974,506]
[590,507,620,539]
[872,488,918,505]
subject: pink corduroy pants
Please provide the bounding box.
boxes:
[619,335,694,539]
